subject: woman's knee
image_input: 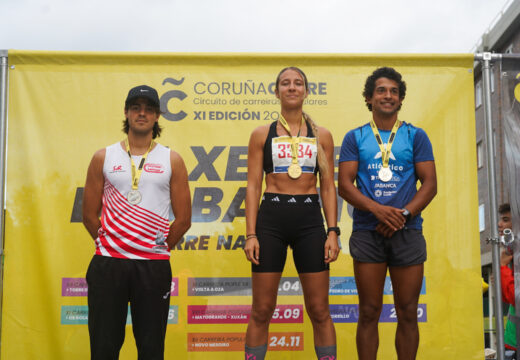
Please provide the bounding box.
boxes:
[306,302,331,325]
[250,303,276,324]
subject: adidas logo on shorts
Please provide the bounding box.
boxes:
[304,197,313,203]
[288,197,297,203]
[271,196,280,202]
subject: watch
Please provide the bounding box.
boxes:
[327,227,341,236]
[402,208,412,221]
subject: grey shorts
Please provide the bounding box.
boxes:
[349,228,427,266]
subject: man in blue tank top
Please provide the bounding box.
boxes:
[338,67,437,360]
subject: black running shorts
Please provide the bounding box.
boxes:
[349,229,426,266]
[252,192,329,273]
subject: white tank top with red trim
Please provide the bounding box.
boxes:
[97,142,172,260]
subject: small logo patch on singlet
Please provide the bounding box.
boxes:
[109,164,125,173]
[144,163,165,173]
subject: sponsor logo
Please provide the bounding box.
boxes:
[374,147,396,161]
[367,163,404,171]
[375,183,397,188]
[144,163,164,173]
[374,190,382,197]
[288,197,297,203]
[160,77,188,122]
[304,197,312,203]
[110,165,125,173]
[271,196,280,202]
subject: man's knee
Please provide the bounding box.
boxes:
[395,302,419,324]
[358,303,383,324]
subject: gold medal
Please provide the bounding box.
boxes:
[279,115,306,180]
[288,163,302,179]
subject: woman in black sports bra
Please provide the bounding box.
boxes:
[243,67,340,360]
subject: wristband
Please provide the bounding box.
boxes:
[327,227,341,236]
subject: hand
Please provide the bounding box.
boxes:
[372,204,405,231]
[501,250,513,267]
[376,222,396,238]
[244,236,260,265]
[324,232,340,264]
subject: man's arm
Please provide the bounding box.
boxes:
[375,160,437,237]
[82,149,106,239]
[403,160,437,217]
[338,161,405,231]
[165,150,191,249]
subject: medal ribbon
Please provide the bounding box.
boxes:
[124,138,155,190]
[369,119,401,168]
[278,115,305,166]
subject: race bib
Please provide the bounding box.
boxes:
[271,136,318,174]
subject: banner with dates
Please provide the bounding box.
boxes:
[2,51,483,359]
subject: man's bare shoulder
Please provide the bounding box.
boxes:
[169,148,183,162]
[90,148,106,165]
[168,148,188,171]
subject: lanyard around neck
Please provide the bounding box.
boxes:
[279,115,305,164]
[124,138,154,190]
[369,119,400,168]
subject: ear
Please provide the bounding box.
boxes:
[275,89,280,99]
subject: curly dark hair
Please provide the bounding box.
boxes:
[123,100,163,139]
[363,67,406,111]
[499,203,511,215]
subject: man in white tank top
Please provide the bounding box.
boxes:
[82,85,191,359]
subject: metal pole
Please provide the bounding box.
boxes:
[479,52,505,360]
[489,271,496,350]
[500,51,520,358]
[0,49,8,346]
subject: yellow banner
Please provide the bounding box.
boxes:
[2,50,482,359]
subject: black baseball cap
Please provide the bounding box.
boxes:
[125,85,160,108]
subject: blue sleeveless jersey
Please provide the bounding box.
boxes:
[339,121,434,231]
